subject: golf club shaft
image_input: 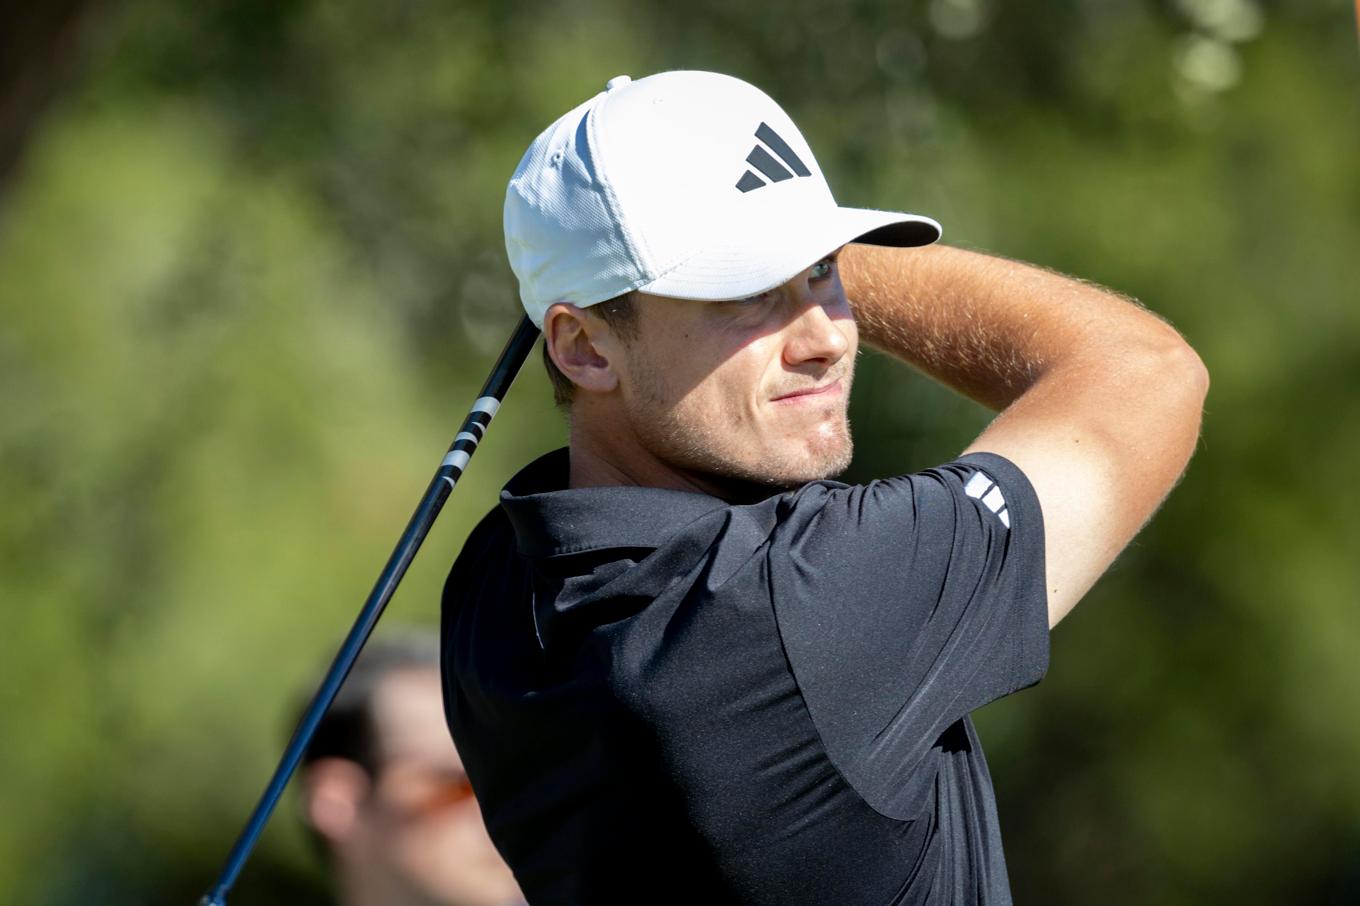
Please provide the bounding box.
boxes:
[200,315,540,906]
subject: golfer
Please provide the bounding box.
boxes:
[441,71,1207,905]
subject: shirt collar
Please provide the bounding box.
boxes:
[500,448,730,559]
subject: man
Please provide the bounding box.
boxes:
[441,71,1207,905]
[298,629,523,906]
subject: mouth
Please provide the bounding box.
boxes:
[770,378,843,403]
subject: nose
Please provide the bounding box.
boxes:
[781,283,851,369]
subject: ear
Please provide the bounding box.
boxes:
[299,758,371,844]
[543,302,622,395]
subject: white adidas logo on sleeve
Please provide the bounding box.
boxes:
[963,471,1010,529]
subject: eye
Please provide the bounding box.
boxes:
[810,258,836,280]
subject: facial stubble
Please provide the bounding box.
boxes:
[621,346,856,496]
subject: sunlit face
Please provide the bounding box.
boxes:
[357,669,521,906]
[612,250,858,496]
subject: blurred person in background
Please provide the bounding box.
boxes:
[296,629,524,906]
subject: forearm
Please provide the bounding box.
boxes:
[840,243,1190,412]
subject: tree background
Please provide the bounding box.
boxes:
[1,0,1357,903]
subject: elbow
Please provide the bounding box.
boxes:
[1104,317,1209,451]
[1141,330,1210,462]
[1127,317,1210,406]
[1162,335,1210,406]
[1176,341,1210,448]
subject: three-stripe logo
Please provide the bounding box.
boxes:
[964,470,1011,529]
[735,122,812,193]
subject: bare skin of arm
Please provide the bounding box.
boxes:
[839,243,1210,628]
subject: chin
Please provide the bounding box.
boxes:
[799,433,854,480]
[751,441,854,489]
[790,455,852,485]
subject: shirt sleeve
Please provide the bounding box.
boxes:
[767,452,1049,815]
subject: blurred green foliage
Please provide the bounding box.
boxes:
[1,0,1357,903]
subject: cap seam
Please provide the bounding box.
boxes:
[586,97,653,281]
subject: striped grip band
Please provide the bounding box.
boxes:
[439,396,501,487]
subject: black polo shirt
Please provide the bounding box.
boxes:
[441,448,1048,906]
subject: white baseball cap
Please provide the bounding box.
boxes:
[504,70,941,328]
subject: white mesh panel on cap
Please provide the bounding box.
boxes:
[504,92,649,326]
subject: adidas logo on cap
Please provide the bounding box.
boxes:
[735,122,813,193]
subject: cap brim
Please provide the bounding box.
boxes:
[635,205,940,302]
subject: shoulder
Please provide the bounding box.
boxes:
[444,504,519,603]
[782,455,1036,526]
[461,502,516,558]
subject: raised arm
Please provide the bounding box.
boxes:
[839,243,1209,628]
